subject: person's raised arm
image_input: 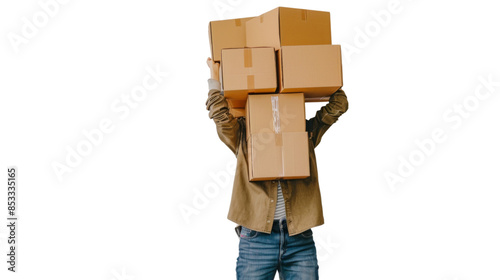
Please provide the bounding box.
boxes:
[306,89,349,148]
[205,57,241,155]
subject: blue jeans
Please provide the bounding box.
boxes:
[236,218,319,280]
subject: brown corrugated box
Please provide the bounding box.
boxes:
[246,7,331,50]
[221,47,277,100]
[209,17,254,62]
[278,44,343,98]
[245,93,305,140]
[229,107,245,118]
[248,132,309,181]
[245,93,309,181]
[227,99,246,108]
[304,96,331,102]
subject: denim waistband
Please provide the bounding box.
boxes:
[272,217,287,232]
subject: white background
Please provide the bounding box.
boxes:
[1,0,499,279]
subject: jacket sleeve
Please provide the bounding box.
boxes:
[306,88,349,148]
[205,79,241,155]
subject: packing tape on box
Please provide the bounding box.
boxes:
[244,49,254,90]
[247,75,255,90]
[271,96,284,177]
[271,96,281,135]
[235,19,242,26]
[301,10,307,21]
[244,48,252,68]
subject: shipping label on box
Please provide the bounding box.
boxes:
[278,44,343,98]
[221,47,277,100]
[246,7,331,50]
[209,17,254,62]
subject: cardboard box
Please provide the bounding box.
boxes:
[221,47,277,100]
[245,93,305,140]
[227,99,246,108]
[229,107,246,118]
[248,132,309,181]
[278,45,343,98]
[246,7,331,50]
[209,17,254,62]
[305,96,330,102]
[245,93,308,180]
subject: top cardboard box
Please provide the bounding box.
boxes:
[209,17,255,62]
[246,7,332,50]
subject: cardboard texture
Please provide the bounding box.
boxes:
[278,44,343,98]
[221,47,277,100]
[227,99,246,108]
[245,93,305,140]
[248,132,309,181]
[209,17,254,62]
[305,96,330,102]
[246,7,332,50]
[245,93,309,181]
[229,107,246,118]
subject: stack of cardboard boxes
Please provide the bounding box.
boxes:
[209,7,343,181]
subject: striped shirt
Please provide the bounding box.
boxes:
[274,181,286,220]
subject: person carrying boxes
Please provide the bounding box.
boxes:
[207,6,349,279]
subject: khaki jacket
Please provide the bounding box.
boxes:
[206,83,348,236]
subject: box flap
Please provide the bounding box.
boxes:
[279,7,332,46]
[209,17,254,61]
[245,8,280,49]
